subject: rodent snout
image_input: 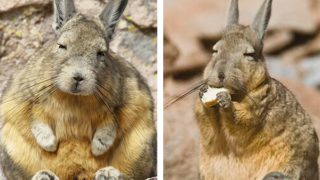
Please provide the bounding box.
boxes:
[71,74,85,94]
[58,66,96,96]
[208,70,226,88]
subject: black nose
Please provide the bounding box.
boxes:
[73,76,84,82]
[218,72,225,80]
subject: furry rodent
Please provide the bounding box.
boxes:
[0,0,156,179]
[196,0,319,179]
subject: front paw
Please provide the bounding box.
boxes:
[94,167,123,180]
[216,91,231,108]
[91,137,113,156]
[262,172,289,180]
[32,170,59,180]
[199,84,209,99]
[36,133,58,152]
[31,122,58,152]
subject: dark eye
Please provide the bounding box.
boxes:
[58,44,67,49]
[97,51,105,56]
[213,49,218,54]
[244,52,255,57]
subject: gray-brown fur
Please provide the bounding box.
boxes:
[196,0,319,179]
[0,0,156,179]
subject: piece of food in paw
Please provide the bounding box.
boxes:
[201,87,228,107]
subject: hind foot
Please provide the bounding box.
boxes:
[262,172,289,180]
[32,170,59,180]
[94,167,123,180]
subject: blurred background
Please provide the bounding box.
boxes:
[0,0,157,178]
[164,0,320,179]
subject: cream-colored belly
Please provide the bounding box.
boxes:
[2,123,106,179]
[200,152,287,180]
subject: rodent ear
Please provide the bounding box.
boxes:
[99,0,128,41]
[225,0,239,27]
[52,0,77,34]
[251,0,272,39]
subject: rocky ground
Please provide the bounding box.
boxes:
[164,0,320,179]
[0,0,157,179]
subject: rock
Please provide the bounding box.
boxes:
[112,23,157,65]
[0,0,51,12]
[164,79,199,180]
[189,0,317,36]
[125,0,157,28]
[315,0,320,25]
[266,56,299,80]
[164,0,215,74]
[74,0,104,15]
[300,55,320,88]
[281,32,320,63]
[262,0,317,34]
[164,33,179,77]
[111,20,158,114]
[263,30,293,54]
[0,5,53,100]
[98,0,157,28]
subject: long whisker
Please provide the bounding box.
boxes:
[164,79,208,109]
[94,87,119,127]
[1,82,58,129]
[1,76,59,104]
[93,87,135,152]
[96,83,151,140]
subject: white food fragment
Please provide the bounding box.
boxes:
[201,87,228,105]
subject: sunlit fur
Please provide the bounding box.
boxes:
[0,4,156,180]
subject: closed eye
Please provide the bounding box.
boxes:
[58,44,67,49]
[244,52,255,57]
[97,51,105,56]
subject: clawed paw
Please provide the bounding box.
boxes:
[91,124,116,157]
[31,170,59,180]
[216,91,231,108]
[91,137,113,156]
[199,85,209,99]
[94,167,123,180]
